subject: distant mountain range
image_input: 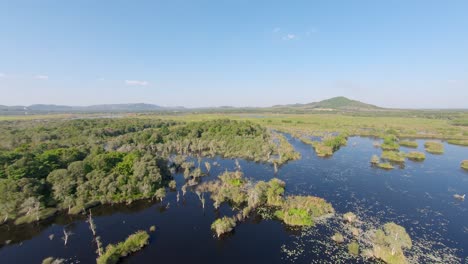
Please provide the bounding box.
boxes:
[0,103,185,114]
[0,97,383,115]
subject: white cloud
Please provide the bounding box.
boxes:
[35,75,49,80]
[125,80,149,86]
[283,34,296,40]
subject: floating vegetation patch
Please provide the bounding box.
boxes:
[302,133,347,157]
[406,151,426,161]
[399,140,418,148]
[377,163,394,170]
[424,141,444,154]
[381,135,400,151]
[461,160,468,170]
[381,151,406,163]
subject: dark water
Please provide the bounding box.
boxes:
[0,136,467,263]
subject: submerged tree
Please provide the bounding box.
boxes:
[211,216,236,238]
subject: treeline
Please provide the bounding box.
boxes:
[0,118,297,224]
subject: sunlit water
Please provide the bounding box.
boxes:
[0,136,467,263]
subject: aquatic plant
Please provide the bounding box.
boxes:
[368,222,412,264]
[406,151,425,161]
[348,241,359,255]
[331,232,345,243]
[461,160,468,170]
[381,151,406,163]
[96,230,150,264]
[377,163,394,170]
[211,216,236,237]
[370,155,380,164]
[399,140,418,148]
[149,225,156,232]
[424,141,444,154]
[343,212,358,224]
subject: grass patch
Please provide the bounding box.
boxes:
[97,231,150,264]
[424,141,444,154]
[448,139,468,146]
[406,151,425,161]
[399,140,418,148]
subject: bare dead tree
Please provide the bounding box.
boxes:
[87,210,97,236]
[62,228,72,246]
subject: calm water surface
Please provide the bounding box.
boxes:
[0,136,467,263]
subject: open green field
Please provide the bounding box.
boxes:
[1,112,468,142]
[145,113,468,141]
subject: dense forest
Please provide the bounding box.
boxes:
[0,118,298,225]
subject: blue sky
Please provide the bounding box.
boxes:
[0,0,467,108]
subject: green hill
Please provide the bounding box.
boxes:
[273,96,381,111]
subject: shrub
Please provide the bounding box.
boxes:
[211,216,236,237]
[168,180,177,190]
[275,195,334,227]
[154,188,166,201]
[424,141,444,154]
[97,231,150,264]
[406,151,425,161]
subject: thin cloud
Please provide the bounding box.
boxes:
[35,75,49,80]
[447,79,458,84]
[273,27,281,33]
[0,72,5,78]
[125,80,149,86]
[283,34,296,40]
